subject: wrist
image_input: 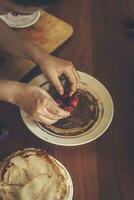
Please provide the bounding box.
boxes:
[27,44,49,65]
[0,81,25,105]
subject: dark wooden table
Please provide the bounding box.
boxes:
[0,0,134,199]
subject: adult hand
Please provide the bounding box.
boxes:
[14,83,70,124]
[36,50,80,96]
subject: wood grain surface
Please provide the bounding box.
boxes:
[0,0,134,200]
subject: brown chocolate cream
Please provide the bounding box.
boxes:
[39,87,99,136]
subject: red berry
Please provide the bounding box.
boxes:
[70,97,79,108]
[64,106,74,113]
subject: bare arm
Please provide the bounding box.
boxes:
[0,80,69,124]
[0,80,21,103]
[0,19,79,95]
[0,20,79,124]
[0,19,38,60]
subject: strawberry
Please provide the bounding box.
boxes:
[70,96,79,108]
[64,106,74,113]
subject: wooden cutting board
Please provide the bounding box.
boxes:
[0,10,73,80]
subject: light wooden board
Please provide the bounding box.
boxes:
[0,10,73,80]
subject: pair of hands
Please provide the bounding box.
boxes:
[16,52,80,125]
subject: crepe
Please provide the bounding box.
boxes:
[0,148,69,200]
[37,75,100,136]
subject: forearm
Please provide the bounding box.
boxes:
[0,80,22,104]
[0,19,49,62]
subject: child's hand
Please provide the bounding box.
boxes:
[36,50,80,96]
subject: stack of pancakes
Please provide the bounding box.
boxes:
[0,148,69,200]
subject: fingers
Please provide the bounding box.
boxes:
[49,72,64,95]
[43,107,61,120]
[31,114,57,125]
[64,64,79,96]
[28,98,70,125]
[73,67,80,83]
[38,87,58,105]
[50,64,80,97]
[47,101,70,117]
[22,84,70,125]
[72,67,80,95]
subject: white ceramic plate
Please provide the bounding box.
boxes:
[55,159,73,200]
[0,10,40,28]
[20,71,114,146]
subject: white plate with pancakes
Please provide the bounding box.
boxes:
[20,71,114,146]
[0,10,40,28]
[0,148,73,200]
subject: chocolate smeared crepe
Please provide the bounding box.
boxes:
[39,75,99,136]
[0,148,69,200]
